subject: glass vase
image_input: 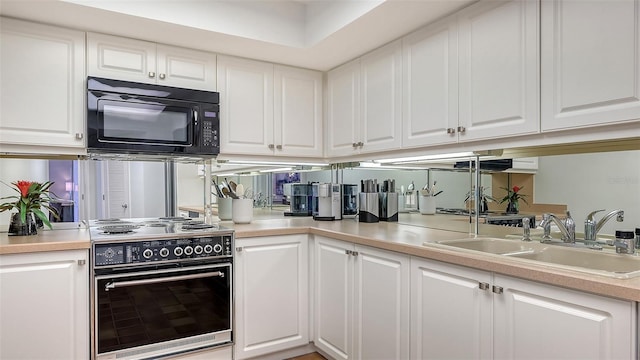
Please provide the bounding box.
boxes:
[8,212,38,236]
[505,201,519,214]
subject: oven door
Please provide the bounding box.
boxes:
[94,263,232,360]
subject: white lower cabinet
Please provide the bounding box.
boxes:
[234,235,309,359]
[314,236,410,360]
[411,257,637,360]
[0,249,89,360]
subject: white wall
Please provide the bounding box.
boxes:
[535,150,640,236]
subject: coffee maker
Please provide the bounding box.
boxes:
[284,183,313,216]
[342,184,358,218]
[312,183,342,221]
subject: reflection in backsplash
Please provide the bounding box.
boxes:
[1,150,638,237]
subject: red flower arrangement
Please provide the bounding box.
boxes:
[0,180,59,229]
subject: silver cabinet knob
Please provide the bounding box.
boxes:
[358,142,364,147]
[276,145,282,150]
[268,144,275,149]
[446,128,455,134]
[122,203,128,209]
[457,126,466,133]
[492,285,503,294]
[148,71,156,78]
[352,143,358,148]
[159,73,166,80]
[479,282,490,290]
[236,247,243,252]
[77,259,86,266]
[75,133,83,140]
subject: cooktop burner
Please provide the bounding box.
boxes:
[89,217,231,242]
[99,224,140,234]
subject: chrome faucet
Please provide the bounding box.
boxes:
[539,211,576,243]
[584,209,624,241]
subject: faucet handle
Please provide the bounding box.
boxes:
[521,217,531,242]
[586,209,606,221]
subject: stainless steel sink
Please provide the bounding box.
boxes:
[436,238,535,255]
[433,237,640,279]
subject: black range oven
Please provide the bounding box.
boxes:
[90,218,233,360]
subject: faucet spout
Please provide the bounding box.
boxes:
[595,209,624,234]
[539,212,576,243]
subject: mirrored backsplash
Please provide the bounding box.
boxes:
[1,150,638,237]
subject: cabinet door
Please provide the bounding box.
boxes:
[494,275,636,360]
[458,0,539,141]
[0,250,89,360]
[87,32,157,84]
[217,55,274,156]
[402,18,458,148]
[234,235,309,359]
[0,18,85,153]
[410,258,492,360]
[314,237,354,360]
[541,0,640,131]
[326,59,360,157]
[353,245,409,360]
[360,40,403,153]
[156,45,216,91]
[274,65,323,157]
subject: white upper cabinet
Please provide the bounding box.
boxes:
[0,18,86,154]
[457,0,540,141]
[541,0,640,131]
[218,56,323,157]
[274,65,323,157]
[360,40,403,154]
[402,0,539,148]
[217,55,274,156]
[327,41,402,157]
[87,32,216,91]
[402,18,458,148]
[327,59,361,157]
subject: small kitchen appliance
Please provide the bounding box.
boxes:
[90,217,234,360]
[312,183,342,221]
[359,179,379,223]
[342,184,358,217]
[284,183,313,216]
[87,77,220,158]
[379,179,398,222]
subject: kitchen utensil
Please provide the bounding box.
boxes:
[433,190,443,197]
[212,180,225,198]
[236,183,245,198]
[224,178,239,199]
[229,180,238,192]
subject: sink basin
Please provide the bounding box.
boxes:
[506,246,640,278]
[433,237,640,278]
[437,238,535,255]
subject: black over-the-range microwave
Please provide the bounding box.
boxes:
[87,77,220,157]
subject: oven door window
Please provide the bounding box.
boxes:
[95,264,231,355]
[97,98,194,146]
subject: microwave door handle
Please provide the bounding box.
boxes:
[193,109,198,124]
[104,271,224,291]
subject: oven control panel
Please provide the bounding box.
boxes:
[94,235,233,267]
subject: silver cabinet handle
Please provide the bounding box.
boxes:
[75,133,84,140]
[148,71,156,78]
[492,285,503,294]
[446,128,455,134]
[479,282,490,290]
[105,271,224,291]
[268,144,275,149]
[457,126,466,133]
[159,73,166,80]
[276,145,282,150]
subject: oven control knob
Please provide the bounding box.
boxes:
[194,245,203,255]
[174,247,183,257]
[142,249,154,259]
[213,243,222,254]
[184,246,194,256]
[159,248,170,258]
[204,244,213,254]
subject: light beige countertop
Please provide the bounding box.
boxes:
[2,211,638,301]
[0,222,90,255]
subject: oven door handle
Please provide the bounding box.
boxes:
[104,271,224,291]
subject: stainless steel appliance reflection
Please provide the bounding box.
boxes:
[342,184,358,217]
[90,217,234,360]
[284,183,313,216]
